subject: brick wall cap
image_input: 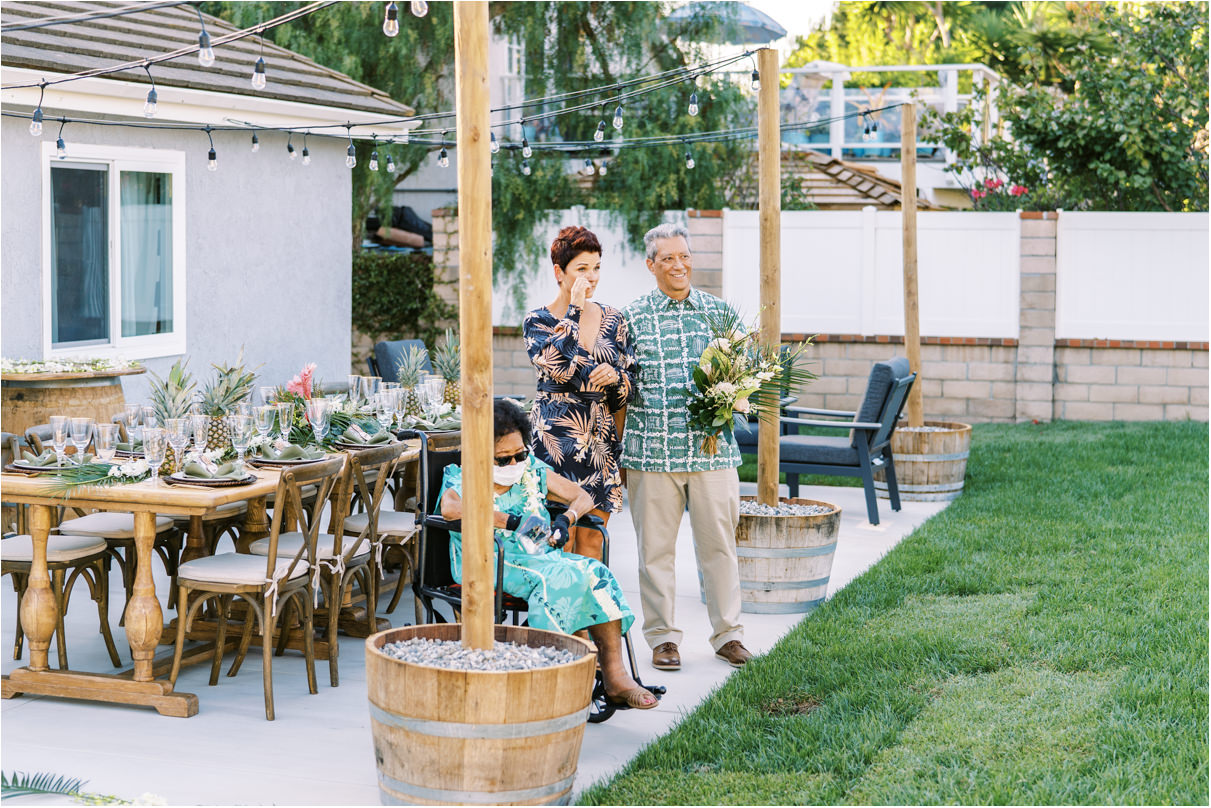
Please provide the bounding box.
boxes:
[687,209,723,218]
[1019,210,1059,220]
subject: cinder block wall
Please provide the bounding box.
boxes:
[422,208,1208,421]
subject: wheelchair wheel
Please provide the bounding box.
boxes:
[587,673,616,723]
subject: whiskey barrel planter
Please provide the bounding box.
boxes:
[734,497,842,615]
[874,420,972,502]
[365,623,596,806]
[1,368,145,438]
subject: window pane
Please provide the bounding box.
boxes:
[120,171,173,337]
[50,164,109,347]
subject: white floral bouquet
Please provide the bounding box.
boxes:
[686,309,815,455]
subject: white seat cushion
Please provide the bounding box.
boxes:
[2,533,108,562]
[177,552,308,585]
[342,510,417,538]
[248,532,371,563]
[57,512,174,539]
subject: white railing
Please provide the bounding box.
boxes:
[1056,212,1209,342]
[721,209,1020,338]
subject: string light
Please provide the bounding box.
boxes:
[382,2,399,37]
[205,127,217,171]
[521,159,531,176]
[438,146,449,167]
[385,148,396,173]
[688,92,699,116]
[522,137,532,159]
[490,131,499,154]
[750,69,760,91]
[29,81,45,136]
[250,132,259,151]
[582,157,595,176]
[684,144,695,169]
[196,7,215,67]
[594,121,605,142]
[369,136,379,171]
[142,64,157,118]
[251,29,267,90]
[345,126,357,168]
[598,148,610,176]
[410,0,428,17]
[612,104,624,131]
[302,132,311,165]
[55,118,67,159]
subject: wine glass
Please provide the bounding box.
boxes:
[228,414,254,475]
[360,376,381,408]
[375,392,395,433]
[95,423,119,463]
[424,377,446,417]
[260,385,277,406]
[124,403,142,440]
[392,388,408,427]
[143,427,167,485]
[254,405,276,443]
[141,405,159,429]
[69,417,93,464]
[190,413,209,454]
[305,399,331,445]
[276,402,295,446]
[167,418,190,467]
[49,415,70,467]
[348,375,362,408]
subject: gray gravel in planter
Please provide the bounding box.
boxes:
[739,501,832,517]
[380,638,576,671]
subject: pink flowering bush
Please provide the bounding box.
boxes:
[968,176,1030,210]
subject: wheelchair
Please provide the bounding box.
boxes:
[409,441,664,723]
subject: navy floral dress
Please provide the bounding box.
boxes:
[522,303,638,513]
[439,455,635,635]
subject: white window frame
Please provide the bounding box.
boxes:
[41,141,187,360]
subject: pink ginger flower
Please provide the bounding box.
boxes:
[286,362,317,399]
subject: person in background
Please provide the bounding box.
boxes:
[620,222,752,672]
[521,226,637,561]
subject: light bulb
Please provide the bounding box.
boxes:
[521,137,532,159]
[383,2,400,36]
[411,0,428,17]
[302,147,311,165]
[287,142,297,160]
[598,161,608,176]
[198,31,215,67]
[144,88,157,118]
[522,160,531,176]
[29,108,43,136]
[207,147,218,171]
[685,151,695,170]
[251,57,267,90]
[346,143,357,168]
[594,121,605,142]
[369,150,379,171]
[438,147,449,168]
[612,105,623,131]
[688,92,699,116]
[490,132,499,154]
[56,137,66,159]
[251,133,260,152]
[751,69,760,91]
[386,155,396,172]
[583,158,595,176]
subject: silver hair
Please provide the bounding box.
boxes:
[643,222,691,261]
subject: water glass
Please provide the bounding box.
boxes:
[392,388,408,425]
[142,406,159,429]
[360,376,381,407]
[167,418,190,463]
[254,405,276,443]
[375,392,395,432]
[95,423,119,463]
[69,417,93,464]
[276,402,296,445]
[49,415,70,467]
[124,403,142,433]
[260,385,277,406]
[143,427,167,485]
[424,378,446,417]
[190,414,209,453]
[228,414,254,473]
[305,399,331,444]
[348,375,362,407]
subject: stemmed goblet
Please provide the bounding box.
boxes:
[141,405,159,429]
[49,415,70,467]
[392,388,408,428]
[305,399,331,445]
[143,428,167,485]
[95,423,119,464]
[276,402,295,446]
[69,417,93,464]
[167,418,190,468]
[360,376,381,409]
[190,413,209,455]
[260,386,277,407]
[228,414,254,475]
[424,377,446,419]
[348,375,362,408]
[124,403,142,441]
[254,405,276,447]
[375,392,395,433]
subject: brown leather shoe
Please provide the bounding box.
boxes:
[652,642,680,670]
[715,640,752,667]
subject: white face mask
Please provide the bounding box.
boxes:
[493,459,527,487]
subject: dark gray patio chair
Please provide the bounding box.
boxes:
[732,345,799,454]
[368,339,431,382]
[779,357,916,526]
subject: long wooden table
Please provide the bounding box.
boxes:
[0,468,281,717]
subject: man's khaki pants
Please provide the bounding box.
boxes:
[626,468,743,652]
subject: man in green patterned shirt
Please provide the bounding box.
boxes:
[620,222,752,670]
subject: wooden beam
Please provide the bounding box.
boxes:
[900,102,924,427]
[453,0,493,650]
[756,47,781,507]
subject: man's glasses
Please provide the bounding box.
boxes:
[494,449,530,467]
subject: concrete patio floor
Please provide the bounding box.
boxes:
[1,483,948,805]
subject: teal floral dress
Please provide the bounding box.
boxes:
[439,455,635,636]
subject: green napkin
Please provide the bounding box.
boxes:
[340,427,392,445]
[20,450,59,466]
[260,444,324,461]
[116,439,143,452]
[182,461,243,479]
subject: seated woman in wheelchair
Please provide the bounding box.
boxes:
[439,399,657,710]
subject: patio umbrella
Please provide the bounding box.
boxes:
[666,1,788,45]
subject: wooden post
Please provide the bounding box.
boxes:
[900,102,924,427]
[453,0,493,650]
[756,47,781,507]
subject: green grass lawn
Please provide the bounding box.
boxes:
[582,422,1209,805]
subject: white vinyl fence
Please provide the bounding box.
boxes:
[1056,212,1209,342]
[721,210,1021,337]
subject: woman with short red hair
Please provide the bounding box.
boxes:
[521,226,637,560]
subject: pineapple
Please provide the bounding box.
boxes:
[396,345,429,418]
[432,329,461,407]
[147,359,195,474]
[199,352,257,450]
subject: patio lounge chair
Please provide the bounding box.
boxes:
[367,339,431,383]
[779,357,916,526]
